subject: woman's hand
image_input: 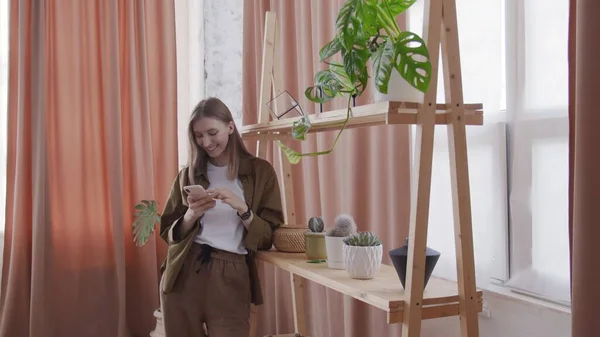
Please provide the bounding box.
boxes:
[184,194,216,224]
[207,188,247,214]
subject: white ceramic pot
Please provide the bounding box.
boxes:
[373,70,423,102]
[325,236,346,269]
[342,244,383,279]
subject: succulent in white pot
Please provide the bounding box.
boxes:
[325,213,357,269]
[342,232,383,280]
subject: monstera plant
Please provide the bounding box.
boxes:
[277,0,432,164]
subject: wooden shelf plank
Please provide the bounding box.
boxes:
[256,250,483,324]
[240,100,483,139]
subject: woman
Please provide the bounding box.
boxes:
[158,97,284,337]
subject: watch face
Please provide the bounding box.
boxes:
[239,207,251,220]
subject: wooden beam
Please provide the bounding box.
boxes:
[402,0,444,336]
[441,0,480,335]
[290,273,307,336]
[271,18,297,226]
[256,12,277,158]
[240,100,483,138]
[255,251,483,323]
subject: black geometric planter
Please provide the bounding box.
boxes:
[388,237,441,289]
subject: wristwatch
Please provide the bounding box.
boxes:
[237,203,252,221]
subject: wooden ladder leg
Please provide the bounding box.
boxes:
[249,303,258,337]
[402,0,444,336]
[440,0,480,336]
[256,12,276,159]
[249,12,276,337]
[271,16,297,226]
[290,273,307,336]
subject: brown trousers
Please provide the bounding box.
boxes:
[160,243,251,337]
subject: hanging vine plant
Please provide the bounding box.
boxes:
[277,0,432,164]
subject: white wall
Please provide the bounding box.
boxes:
[203,0,244,128]
[202,2,572,336]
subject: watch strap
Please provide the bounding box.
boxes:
[238,203,252,221]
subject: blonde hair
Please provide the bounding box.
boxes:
[187,97,251,184]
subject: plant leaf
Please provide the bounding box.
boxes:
[329,62,355,92]
[355,0,378,38]
[277,96,354,164]
[319,37,342,61]
[276,142,303,164]
[371,37,395,94]
[305,70,343,103]
[340,45,371,94]
[132,200,161,247]
[336,0,359,51]
[394,31,432,92]
[334,1,376,91]
[292,116,312,140]
[375,1,400,36]
[385,0,417,16]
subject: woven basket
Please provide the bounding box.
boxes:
[273,225,307,253]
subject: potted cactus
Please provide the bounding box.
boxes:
[342,231,383,280]
[325,214,357,269]
[304,216,327,261]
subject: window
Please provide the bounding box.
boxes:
[174,0,205,168]
[505,0,571,305]
[407,0,571,306]
[0,0,9,234]
[407,0,510,289]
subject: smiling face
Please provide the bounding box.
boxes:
[192,116,235,163]
[186,97,252,182]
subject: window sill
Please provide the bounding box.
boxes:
[483,282,571,315]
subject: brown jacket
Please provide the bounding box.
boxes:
[159,154,284,305]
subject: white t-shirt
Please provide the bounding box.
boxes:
[193,162,247,255]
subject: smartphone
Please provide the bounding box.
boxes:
[184,185,209,199]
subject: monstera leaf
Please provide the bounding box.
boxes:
[394,31,432,92]
[372,38,396,93]
[386,0,417,17]
[132,200,161,247]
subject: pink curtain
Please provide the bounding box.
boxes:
[243,1,412,336]
[1,1,177,336]
[569,0,600,336]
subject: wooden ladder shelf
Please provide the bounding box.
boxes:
[244,0,482,336]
